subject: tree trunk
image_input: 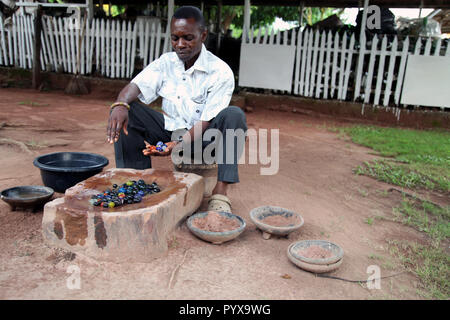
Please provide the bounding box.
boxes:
[222,6,237,32]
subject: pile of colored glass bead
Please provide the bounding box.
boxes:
[89,179,161,209]
[147,141,168,152]
[156,141,167,152]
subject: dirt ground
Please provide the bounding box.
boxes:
[0,87,443,300]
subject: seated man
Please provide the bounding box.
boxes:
[106,6,247,213]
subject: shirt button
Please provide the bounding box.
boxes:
[177,96,180,99]
[196,110,200,113]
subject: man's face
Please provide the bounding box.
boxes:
[170,18,207,64]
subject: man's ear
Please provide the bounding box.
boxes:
[201,29,208,42]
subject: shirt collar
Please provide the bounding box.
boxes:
[182,44,209,74]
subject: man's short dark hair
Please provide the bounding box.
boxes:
[172,6,206,31]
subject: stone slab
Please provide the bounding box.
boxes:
[42,168,204,262]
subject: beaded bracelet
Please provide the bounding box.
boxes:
[110,102,131,111]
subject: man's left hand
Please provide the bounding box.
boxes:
[142,141,178,157]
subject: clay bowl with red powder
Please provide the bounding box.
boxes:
[287,240,344,273]
[186,211,246,245]
[249,206,304,239]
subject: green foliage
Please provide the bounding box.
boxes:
[302,7,343,26]
[248,6,300,27]
[208,6,344,38]
[208,6,300,30]
[110,5,126,17]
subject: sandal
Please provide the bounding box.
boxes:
[207,194,232,213]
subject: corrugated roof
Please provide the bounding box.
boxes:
[433,9,450,32]
[104,0,450,9]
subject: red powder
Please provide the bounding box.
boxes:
[262,214,299,227]
[296,245,334,259]
[192,211,240,232]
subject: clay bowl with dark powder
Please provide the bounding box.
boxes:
[289,240,344,265]
[249,206,304,237]
[187,211,246,244]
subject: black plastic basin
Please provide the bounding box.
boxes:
[33,152,109,193]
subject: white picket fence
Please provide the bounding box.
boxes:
[242,25,450,107]
[293,29,356,101]
[354,34,450,106]
[137,18,171,68]
[0,13,170,79]
[2,13,449,108]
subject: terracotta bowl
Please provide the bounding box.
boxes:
[287,240,344,274]
[1,185,54,211]
[186,211,246,245]
[289,240,344,265]
[250,206,304,238]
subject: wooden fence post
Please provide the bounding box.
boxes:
[32,5,43,90]
[353,0,369,101]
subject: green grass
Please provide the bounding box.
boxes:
[387,238,449,299]
[25,139,48,149]
[355,160,441,191]
[18,100,49,107]
[343,126,449,163]
[342,125,449,192]
[388,199,450,299]
[393,199,450,243]
[357,187,369,197]
[168,236,179,249]
[336,124,450,299]
[368,253,383,260]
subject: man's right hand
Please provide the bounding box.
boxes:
[107,105,129,143]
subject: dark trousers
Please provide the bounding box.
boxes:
[114,101,248,183]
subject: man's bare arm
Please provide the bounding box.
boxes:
[116,83,141,105]
[107,83,141,143]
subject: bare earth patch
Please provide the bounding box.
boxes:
[0,88,446,299]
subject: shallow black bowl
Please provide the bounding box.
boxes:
[33,152,109,193]
[1,185,54,211]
